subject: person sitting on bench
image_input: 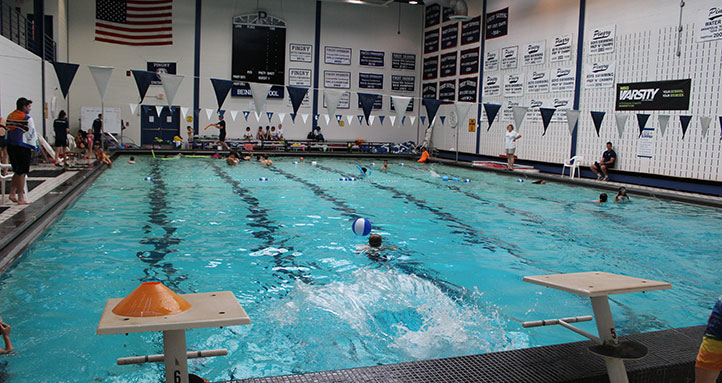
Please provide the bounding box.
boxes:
[590,142,616,181]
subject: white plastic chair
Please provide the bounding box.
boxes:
[0,163,12,205]
[562,156,583,178]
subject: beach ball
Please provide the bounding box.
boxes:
[352,218,372,236]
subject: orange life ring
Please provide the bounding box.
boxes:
[418,150,429,163]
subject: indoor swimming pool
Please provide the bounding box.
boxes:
[0,156,719,382]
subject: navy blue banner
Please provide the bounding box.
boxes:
[438,80,456,101]
[459,47,480,75]
[442,7,455,22]
[422,83,437,99]
[461,16,481,45]
[358,93,380,124]
[391,75,415,92]
[637,113,650,137]
[458,77,478,102]
[210,78,234,110]
[425,4,441,28]
[425,29,440,54]
[360,50,385,67]
[486,8,508,40]
[484,103,502,129]
[423,56,439,80]
[287,86,309,116]
[52,62,79,99]
[591,111,606,137]
[131,70,157,102]
[441,23,459,50]
[356,93,382,110]
[440,52,457,77]
[680,115,692,139]
[359,73,384,90]
[147,62,176,85]
[392,53,416,70]
[540,108,556,135]
[423,98,443,126]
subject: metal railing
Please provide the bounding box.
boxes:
[0,0,56,61]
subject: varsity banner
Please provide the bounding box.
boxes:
[615,79,692,111]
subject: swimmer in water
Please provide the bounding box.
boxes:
[356,233,397,260]
[226,153,239,166]
[532,180,546,184]
[299,157,304,162]
[593,193,608,203]
[381,160,388,170]
[615,187,630,203]
[128,156,136,164]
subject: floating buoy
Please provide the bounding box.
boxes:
[517,179,524,183]
[311,161,317,166]
[349,177,356,181]
[442,176,449,181]
[452,177,459,182]
[463,179,471,183]
[352,218,372,236]
[340,177,345,181]
[399,163,404,166]
[259,177,268,181]
[293,161,298,164]
[144,177,154,181]
[370,163,375,166]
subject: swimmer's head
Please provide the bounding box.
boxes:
[600,193,608,202]
[507,124,514,132]
[369,233,382,247]
[246,127,250,131]
[618,187,627,196]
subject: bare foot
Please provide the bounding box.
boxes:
[8,195,18,203]
[16,199,31,205]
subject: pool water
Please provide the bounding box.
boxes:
[0,156,720,382]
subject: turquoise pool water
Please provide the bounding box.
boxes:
[0,156,720,382]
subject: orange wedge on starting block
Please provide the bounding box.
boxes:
[112,282,191,317]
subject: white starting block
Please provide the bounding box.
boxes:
[97,288,251,383]
[522,271,672,383]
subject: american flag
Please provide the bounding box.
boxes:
[95,0,173,46]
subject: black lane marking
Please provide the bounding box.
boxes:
[136,161,188,291]
[208,162,315,285]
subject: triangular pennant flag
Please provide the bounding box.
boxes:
[565,110,581,135]
[512,106,529,131]
[422,99,443,127]
[181,106,189,119]
[88,66,114,102]
[209,78,233,110]
[591,111,606,137]
[291,113,297,122]
[358,93,379,125]
[680,115,692,139]
[301,114,309,124]
[278,113,286,123]
[129,103,138,115]
[249,83,272,114]
[155,105,164,117]
[255,112,262,122]
[369,115,376,126]
[336,115,343,125]
[454,102,473,128]
[357,115,365,124]
[324,90,344,118]
[160,73,184,106]
[403,116,408,125]
[195,108,201,118]
[636,113,650,137]
[719,116,722,139]
[230,110,238,121]
[392,96,412,120]
[389,115,396,126]
[615,113,629,139]
[657,114,670,137]
[346,115,354,125]
[52,62,80,99]
[286,86,309,116]
[420,116,427,125]
[131,70,157,103]
[379,115,386,126]
[314,114,320,122]
[483,103,502,130]
[440,115,447,125]
[324,114,330,125]
[267,112,274,121]
[205,108,214,120]
[539,108,556,136]
[700,116,712,137]
[243,111,250,121]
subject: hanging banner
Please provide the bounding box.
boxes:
[52,62,80,99]
[390,97,414,113]
[324,71,351,89]
[324,46,352,65]
[504,73,525,97]
[458,77,478,102]
[502,100,520,121]
[588,25,616,54]
[483,74,501,97]
[441,23,459,50]
[147,62,176,85]
[439,80,456,101]
[391,75,415,92]
[289,43,312,63]
[160,73,184,106]
[584,61,616,89]
[425,29,440,54]
[392,53,416,70]
[527,70,550,94]
[680,115,692,139]
[697,5,722,43]
[289,68,312,87]
[459,47,480,75]
[615,79,692,111]
[131,70,157,102]
[425,4,441,28]
[461,16,481,45]
[324,90,344,118]
[210,78,234,110]
[657,114,670,136]
[551,34,573,62]
[551,67,576,92]
[423,98,443,126]
[359,73,384,89]
[358,93,380,123]
[440,52,458,77]
[523,40,546,66]
[360,50,385,67]
[483,103,502,128]
[484,50,499,71]
[357,93,382,110]
[591,111,606,136]
[637,128,655,158]
[486,7,508,39]
[323,91,350,110]
[501,46,518,69]
[88,66,114,102]
[423,56,439,80]
[287,86,309,116]
[422,83,438,99]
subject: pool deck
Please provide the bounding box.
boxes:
[214,325,708,383]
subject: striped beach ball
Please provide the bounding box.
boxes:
[351,218,372,236]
